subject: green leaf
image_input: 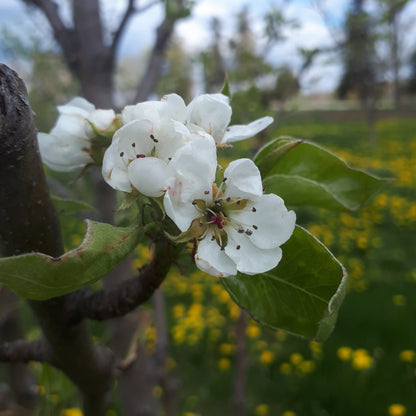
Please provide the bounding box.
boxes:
[253,136,302,177]
[221,226,347,341]
[221,74,231,99]
[52,196,97,215]
[0,220,141,300]
[261,138,387,210]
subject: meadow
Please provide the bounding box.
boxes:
[4,111,416,416]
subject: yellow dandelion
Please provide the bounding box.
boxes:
[298,360,315,374]
[388,403,406,416]
[255,403,269,416]
[352,349,373,370]
[337,346,353,361]
[392,295,406,306]
[290,353,303,366]
[400,350,415,363]
[260,350,275,365]
[153,385,162,398]
[218,358,231,371]
[61,409,83,416]
[246,324,261,339]
[279,362,291,375]
[219,343,235,356]
[282,411,296,416]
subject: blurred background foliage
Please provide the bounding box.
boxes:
[1,0,416,415]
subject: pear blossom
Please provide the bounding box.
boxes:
[166,158,296,277]
[102,94,214,194]
[38,97,116,172]
[186,93,274,145]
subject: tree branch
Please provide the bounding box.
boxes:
[66,238,181,323]
[111,0,161,54]
[134,0,188,102]
[0,339,50,364]
[111,0,136,53]
[22,0,72,48]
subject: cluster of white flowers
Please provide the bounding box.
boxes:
[38,93,296,277]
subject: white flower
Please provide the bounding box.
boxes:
[166,158,296,277]
[102,94,210,194]
[38,97,116,172]
[186,94,274,145]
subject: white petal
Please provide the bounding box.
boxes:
[195,234,237,277]
[102,140,132,192]
[223,158,263,200]
[87,109,116,132]
[222,116,274,144]
[122,101,164,125]
[61,97,95,113]
[51,113,88,142]
[38,132,92,172]
[114,119,154,160]
[187,94,232,142]
[128,157,174,197]
[162,93,187,122]
[155,120,191,162]
[230,194,296,249]
[163,183,200,232]
[169,135,217,202]
[225,227,282,275]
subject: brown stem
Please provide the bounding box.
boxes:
[66,238,181,323]
[154,289,179,416]
[233,309,247,416]
[0,339,50,364]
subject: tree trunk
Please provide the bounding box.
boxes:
[0,64,114,416]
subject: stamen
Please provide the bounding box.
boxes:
[222,177,227,182]
[211,236,216,241]
[214,198,223,204]
[136,154,146,158]
[192,200,197,205]
[226,197,231,202]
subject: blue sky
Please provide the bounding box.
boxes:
[1,0,416,93]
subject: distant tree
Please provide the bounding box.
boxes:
[377,0,410,108]
[20,0,191,108]
[407,49,416,93]
[337,0,380,141]
[157,36,193,101]
[273,65,300,112]
[337,0,377,105]
[200,17,226,93]
[228,7,271,85]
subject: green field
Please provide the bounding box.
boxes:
[4,112,416,416]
